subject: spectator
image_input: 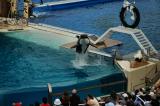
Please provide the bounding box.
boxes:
[70,89,80,106]
[110,91,118,105]
[54,98,62,106]
[40,97,50,106]
[125,96,135,106]
[60,91,70,106]
[87,94,99,106]
[126,101,135,106]
[155,86,160,99]
[120,93,128,105]
[105,97,114,106]
[151,98,159,106]
[134,89,139,96]
[144,95,152,106]
[12,102,22,106]
[105,102,114,106]
[35,102,40,106]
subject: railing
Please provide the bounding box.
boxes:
[92,26,158,56]
[47,80,126,105]
[48,80,126,96]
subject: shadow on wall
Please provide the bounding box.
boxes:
[0,0,10,17]
[0,74,126,106]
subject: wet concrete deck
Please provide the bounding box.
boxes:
[0,17,26,32]
[1,22,122,50]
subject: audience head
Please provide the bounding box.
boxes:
[145,94,151,101]
[63,91,69,96]
[135,89,139,95]
[42,97,48,104]
[126,101,135,106]
[54,98,61,106]
[12,102,22,106]
[72,89,77,94]
[110,91,117,100]
[105,97,111,103]
[87,94,94,100]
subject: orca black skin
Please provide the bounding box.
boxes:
[71,34,96,54]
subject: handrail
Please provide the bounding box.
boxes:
[50,80,126,96]
[92,26,158,55]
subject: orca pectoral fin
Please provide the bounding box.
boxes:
[71,45,77,48]
[90,43,97,48]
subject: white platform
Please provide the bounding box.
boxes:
[116,60,160,91]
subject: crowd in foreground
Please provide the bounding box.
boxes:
[13,81,160,106]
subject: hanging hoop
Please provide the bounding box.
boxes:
[120,5,140,28]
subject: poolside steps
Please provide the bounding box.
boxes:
[112,26,158,55]
[150,53,160,60]
[132,30,158,56]
[93,26,158,56]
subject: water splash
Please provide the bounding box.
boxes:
[90,54,108,66]
[72,53,88,69]
[72,53,106,69]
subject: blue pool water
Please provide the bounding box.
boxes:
[0,30,122,91]
[0,0,160,105]
[32,0,160,53]
[0,29,126,106]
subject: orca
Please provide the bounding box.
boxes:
[71,34,96,54]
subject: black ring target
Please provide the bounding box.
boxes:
[120,6,140,28]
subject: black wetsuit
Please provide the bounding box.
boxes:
[76,43,82,53]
